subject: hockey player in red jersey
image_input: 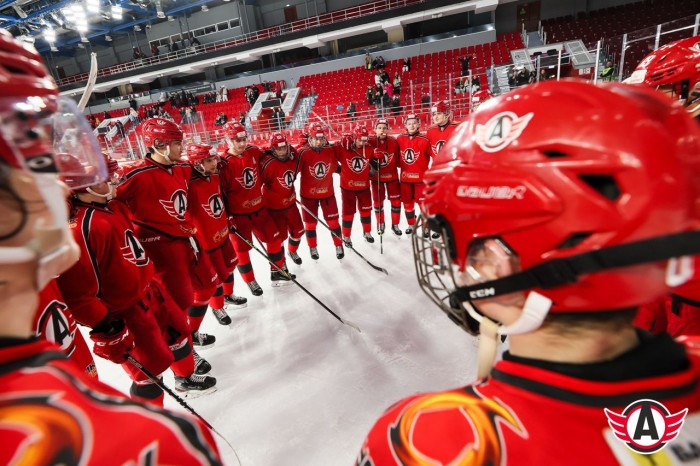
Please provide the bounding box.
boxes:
[395,113,435,234]
[358,80,700,466]
[117,118,219,352]
[218,121,292,294]
[296,121,344,260]
[0,29,222,464]
[425,100,458,155]
[186,143,246,325]
[35,279,96,378]
[367,118,402,236]
[337,125,374,245]
[57,153,216,400]
[260,132,306,266]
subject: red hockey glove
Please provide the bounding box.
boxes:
[372,148,384,160]
[89,320,134,363]
[341,134,354,151]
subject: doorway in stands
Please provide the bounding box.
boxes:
[517,1,541,33]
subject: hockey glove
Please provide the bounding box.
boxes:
[372,148,384,160]
[90,319,135,363]
[341,134,354,151]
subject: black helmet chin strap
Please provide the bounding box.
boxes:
[451,230,700,303]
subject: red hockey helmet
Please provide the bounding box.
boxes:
[627,35,700,104]
[187,143,215,163]
[415,80,700,335]
[222,121,247,140]
[307,122,326,139]
[403,113,419,125]
[269,131,288,149]
[141,118,183,148]
[375,118,390,129]
[431,100,450,115]
[353,125,369,141]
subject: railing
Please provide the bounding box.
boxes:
[57,0,424,87]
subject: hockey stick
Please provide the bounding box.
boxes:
[126,354,242,464]
[230,228,362,333]
[296,199,389,276]
[77,52,98,112]
[377,157,383,255]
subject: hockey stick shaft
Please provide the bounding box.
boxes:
[377,160,383,255]
[230,228,361,332]
[296,200,388,275]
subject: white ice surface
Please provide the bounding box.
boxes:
[89,205,485,466]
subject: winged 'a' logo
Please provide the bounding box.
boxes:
[347,156,368,174]
[202,194,225,219]
[159,189,188,220]
[309,162,330,180]
[277,170,295,189]
[475,111,534,153]
[235,167,258,189]
[604,399,688,454]
[121,229,149,266]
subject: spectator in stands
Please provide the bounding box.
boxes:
[539,68,549,81]
[263,81,271,92]
[455,79,464,95]
[215,112,228,126]
[191,36,201,47]
[471,76,480,89]
[129,107,139,125]
[129,96,138,111]
[272,107,285,131]
[376,55,386,69]
[380,70,390,85]
[151,43,159,56]
[402,57,411,73]
[600,60,615,82]
[239,111,246,126]
[365,52,373,70]
[171,39,179,52]
[87,114,97,129]
[420,90,431,109]
[393,73,402,94]
[459,55,473,77]
[383,81,394,99]
[529,70,537,84]
[133,47,143,60]
[374,71,382,88]
[391,96,402,117]
[103,110,112,120]
[367,86,375,106]
[346,102,357,122]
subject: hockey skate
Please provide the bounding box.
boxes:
[378,223,385,235]
[363,232,375,244]
[288,250,302,265]
[193,350,212,375]
[271,266,295,286]
[247,279,263,296]
[224,294,248,309]
[212,307,232,326]
[342,235,353,248]
[310,247,319,260]
[336,245,345,260]
[391,225,402,236]
[405,226,414,235]
[174,374,217,398]
[192,330,216,349]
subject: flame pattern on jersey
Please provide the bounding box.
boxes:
[388,387,525,466]
[159,189,188,220]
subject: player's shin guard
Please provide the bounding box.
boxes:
[267,240,284,269]
[327,219,343,246]
[130,379,165,407]
[405,203,416,226]
[304,222,318,248]
[222,272,234,296]
[360,214,371,233]
[288,236,301,253]
[169,337,195,377]
[390,202,401,226]
[374,205,385,226]
[209,285,225,312]
[187,298,209,333]
[341,215,354,238]
[236,250,256,283]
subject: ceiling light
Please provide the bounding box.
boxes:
[50,45,58,52]
[134,24,141,31]
[87,0,100,14]
[201,5,208,11]
[167,15,174,21]
[156,0,165,18]
[105,34,112,41]
[45,28,56,43]
[111,4,123,20]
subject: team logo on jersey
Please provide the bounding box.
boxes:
[310,162,330,180]
[202,194,225,219]
[401,148,417,165]
[277,170,295,189]
[604,399,688,454]
[388,387,525,465]
[235,167,258,189]
[475,111,534,153]
[36,300,76,354]
[347,156,368,173]
[160,189,188,220]
[121,229,149,266]
[432,140,446,155]
[376,151,392,168]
